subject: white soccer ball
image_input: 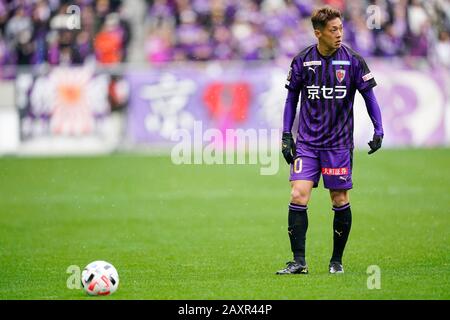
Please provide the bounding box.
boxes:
[81,261,119,296]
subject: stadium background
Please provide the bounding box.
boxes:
[0,0,449,299]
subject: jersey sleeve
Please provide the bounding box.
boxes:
[285,58,303,91]
[361,88,384,136]
[354,56,377,92]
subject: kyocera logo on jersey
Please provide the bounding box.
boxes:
[336,69,346,83]
[306,85,347,100]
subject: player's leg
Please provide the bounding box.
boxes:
[329,189,351,273]
[276,180,314,275]
[276,153,320,275]
[320,149,353,274]
[289,179,314,263]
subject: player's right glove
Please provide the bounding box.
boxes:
[368,134,383,155]
[282,132,296,164]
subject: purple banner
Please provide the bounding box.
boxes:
[126,61,450,148]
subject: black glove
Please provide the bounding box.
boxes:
[368,134,383,155]
[282,132,296,164]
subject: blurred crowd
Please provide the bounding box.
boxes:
[0,0,131,66]
[143,0,450,67]
[0,0,449,68]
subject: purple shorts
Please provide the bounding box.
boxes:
[289,145,353,190]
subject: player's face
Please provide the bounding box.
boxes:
[316,18,343,51]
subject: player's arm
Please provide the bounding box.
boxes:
[360,88,384,154]
[282,59,302,164]
[354,55,384,155]
[282,89,300,164]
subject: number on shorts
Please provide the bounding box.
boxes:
[293,158,302,173]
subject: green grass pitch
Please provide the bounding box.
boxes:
[0,148,449,299]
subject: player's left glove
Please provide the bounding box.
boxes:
[368,134,383,155]
[282,132,296,164]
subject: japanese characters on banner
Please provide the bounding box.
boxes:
[126,62,449,148]
[126,65,279,145]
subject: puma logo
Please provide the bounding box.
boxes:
[308,66,317,73]
[339,176,348,182]
[335,230,343,237]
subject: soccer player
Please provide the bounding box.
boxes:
[276,6,384,274]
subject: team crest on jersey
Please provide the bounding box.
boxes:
[336,69,346,83]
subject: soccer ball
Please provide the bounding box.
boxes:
[81,261,119,296]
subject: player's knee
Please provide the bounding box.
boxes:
[332,199,348,207]
[290,188,310,205]
[331,191,349,207]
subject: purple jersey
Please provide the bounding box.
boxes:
[284,44,377,150]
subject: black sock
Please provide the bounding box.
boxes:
[288,203,308,265]
[331,203,352,263]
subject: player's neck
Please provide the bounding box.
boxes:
[317,43,337,57]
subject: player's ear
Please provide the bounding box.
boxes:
[314,28,321,39]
